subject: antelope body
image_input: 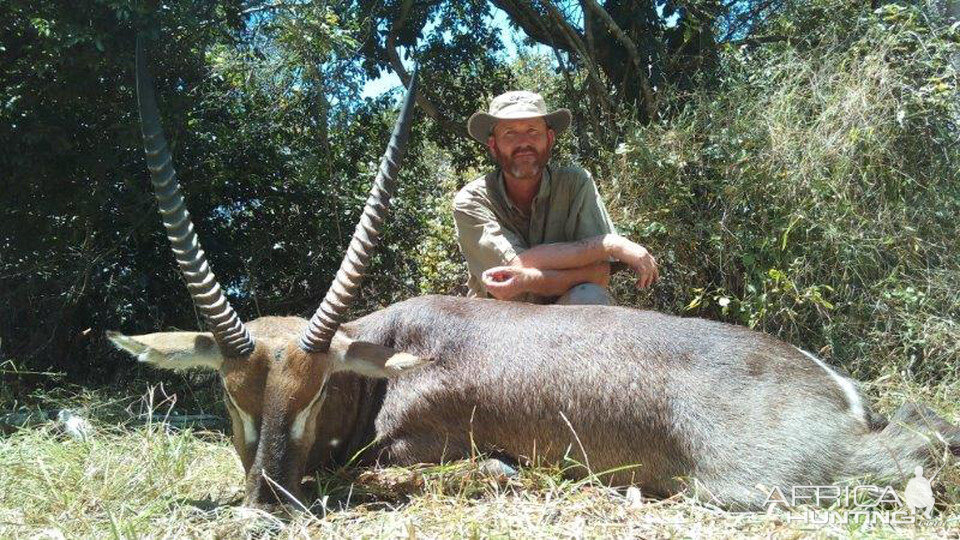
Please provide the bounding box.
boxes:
[110,36,959,510]
[111,296,959,508]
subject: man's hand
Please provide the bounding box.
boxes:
[608,236,659,289]
[481,266,537,300]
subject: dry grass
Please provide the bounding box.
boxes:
[1,377,959,539]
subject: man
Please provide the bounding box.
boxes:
[453,90,659,305]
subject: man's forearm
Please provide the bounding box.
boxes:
[511,234,623,270]
[482,233,658,298]
[519,262,611,298]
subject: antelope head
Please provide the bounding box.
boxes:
[108,37,424,507]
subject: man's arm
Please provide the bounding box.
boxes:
[483,262,610,300]
[452,186,529,297]
[509,234,613,270]
[481,233,658,299]
[495,169,657,295]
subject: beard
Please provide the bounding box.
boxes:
[494,144,551,181]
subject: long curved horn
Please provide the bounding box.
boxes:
[299,68,419,353]
[136,36,255,357]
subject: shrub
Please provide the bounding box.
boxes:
[604,4,959,381]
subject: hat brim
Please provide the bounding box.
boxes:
[467,109,572,144]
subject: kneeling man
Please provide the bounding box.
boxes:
[454,91,659,305]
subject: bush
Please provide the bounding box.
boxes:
[604,4,960,381]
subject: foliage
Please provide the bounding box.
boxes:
[0,0,957,390]
[2,3,959,533]
[350,0,793,156]
[0,0,445,383]
[605,3,960,380]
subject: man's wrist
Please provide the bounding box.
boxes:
[601,234,624,261]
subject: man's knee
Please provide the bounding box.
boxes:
[555,283,614,306]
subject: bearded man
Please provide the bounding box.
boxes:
[453,91,659,305]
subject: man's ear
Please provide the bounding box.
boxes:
[106,330,224,371]
[329,333,431,378]
[546,127,555,149]
[486,134,498,159]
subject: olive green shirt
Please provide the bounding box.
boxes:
[453,165,617,299]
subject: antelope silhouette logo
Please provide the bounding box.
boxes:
[903,466,935,518]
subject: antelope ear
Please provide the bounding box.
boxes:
[330,334,431,378]
[106,330,224,371]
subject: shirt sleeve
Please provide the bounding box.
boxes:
[453,191,528,292]
[568,169,618,240]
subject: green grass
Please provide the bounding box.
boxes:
[1,378,958,539]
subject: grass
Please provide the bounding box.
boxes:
[1,377,959,539]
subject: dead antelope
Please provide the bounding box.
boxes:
[109,37,959,510]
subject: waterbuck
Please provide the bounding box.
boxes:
[109,38,959,510]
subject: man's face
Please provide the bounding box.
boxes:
[487,117,555,181]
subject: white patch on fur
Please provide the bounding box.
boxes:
[226,391,258,446]
[383,352,428,374]
[290,376,329,442]
[796,347,866,423]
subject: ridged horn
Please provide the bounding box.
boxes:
[299,67,419,353]
[136,36,255,358]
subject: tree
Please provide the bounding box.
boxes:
[352,0,789,153]
[0,0,439,382]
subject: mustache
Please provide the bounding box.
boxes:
[511,146,538,158]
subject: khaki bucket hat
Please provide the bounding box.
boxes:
[467,91,571,143]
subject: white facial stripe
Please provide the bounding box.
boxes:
[226,390,258,446]
[290,376,329,442]
[795,347,866,423]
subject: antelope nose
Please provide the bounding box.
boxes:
[245,471,306,509]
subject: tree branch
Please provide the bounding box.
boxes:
[385,0,469,139]
[551,46,596,157]
[490,0,576,54]
[539,0,614,117]
[241,2,295,16]
[729,34,791,47]
[580,0,658,121]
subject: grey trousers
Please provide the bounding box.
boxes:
[555,283,614,306]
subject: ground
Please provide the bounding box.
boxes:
[1,377,958,539]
